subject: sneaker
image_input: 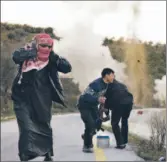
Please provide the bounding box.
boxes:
[82,146,94,153]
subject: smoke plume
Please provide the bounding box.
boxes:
[154,75,166,102]
[54,2,127,91]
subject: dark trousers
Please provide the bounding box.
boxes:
[79,108,98,147]
[111,103,132,146]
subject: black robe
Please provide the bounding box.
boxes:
[11,50,72,160]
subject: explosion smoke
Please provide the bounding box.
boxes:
[123,2,152,106]
[53,1,165,106]
[154,75,166,106]
[54,2,127,91]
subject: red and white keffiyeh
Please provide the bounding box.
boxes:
[22,33,53,73]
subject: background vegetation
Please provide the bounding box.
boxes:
[1,23,166,119]
[103,37,166,107]
[1,22,80,119]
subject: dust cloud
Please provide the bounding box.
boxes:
[154,75,166,104]
[54,1,127,91]
[123,2,153,106]
[53,1,165,106]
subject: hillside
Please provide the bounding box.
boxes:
[1,22,81,117]
[103,37,166,107]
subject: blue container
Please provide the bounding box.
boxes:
[96,135,110,148]
[97,135,110,139]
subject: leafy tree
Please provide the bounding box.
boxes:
[35,27,44,33]
[45,27,53,34]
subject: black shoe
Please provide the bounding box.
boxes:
[82,146,94,153]
[81,134,84,140]
[115,144,126,149]
[19,154,29,161]
[44,152,53,161]
[90,144,94,148]
[43,157,53,161]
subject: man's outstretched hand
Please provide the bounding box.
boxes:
[98,96,106,104]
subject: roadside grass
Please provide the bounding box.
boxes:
[1,108,15,122]
[1,115,16,122]
[1,107,79,122]
[102,125,166,161]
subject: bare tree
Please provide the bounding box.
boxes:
[148,112,166,151]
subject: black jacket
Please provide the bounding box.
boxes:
[11,48,72,107]
[104,79,133,109]
[77,77,108,109]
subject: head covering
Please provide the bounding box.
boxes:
[21,33,53,73]
[33,33,53,46]
[33,33,54,61]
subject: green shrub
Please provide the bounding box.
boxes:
[7,32,16,40]
[5,24,15,30]
[45,27,53,34]
[23,24,33,33]
[14,28,28,37]
[35,27,44,33]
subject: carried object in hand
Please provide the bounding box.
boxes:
[95,102,110,132]
[99,103,110,122]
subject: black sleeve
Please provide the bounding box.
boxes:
[81,83,99,105]
[49,51,72,74]
[104,91,113,111]
[12,48,37,64]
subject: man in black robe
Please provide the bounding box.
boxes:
[11,33,72,161]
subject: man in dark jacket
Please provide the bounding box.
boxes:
[77,68,115,153]
[105,79,133,149]
[11,33,72,161]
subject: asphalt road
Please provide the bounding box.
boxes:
[1,113,143,161]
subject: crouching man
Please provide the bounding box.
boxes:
[105,77,133,149]
[77,68,115,153]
